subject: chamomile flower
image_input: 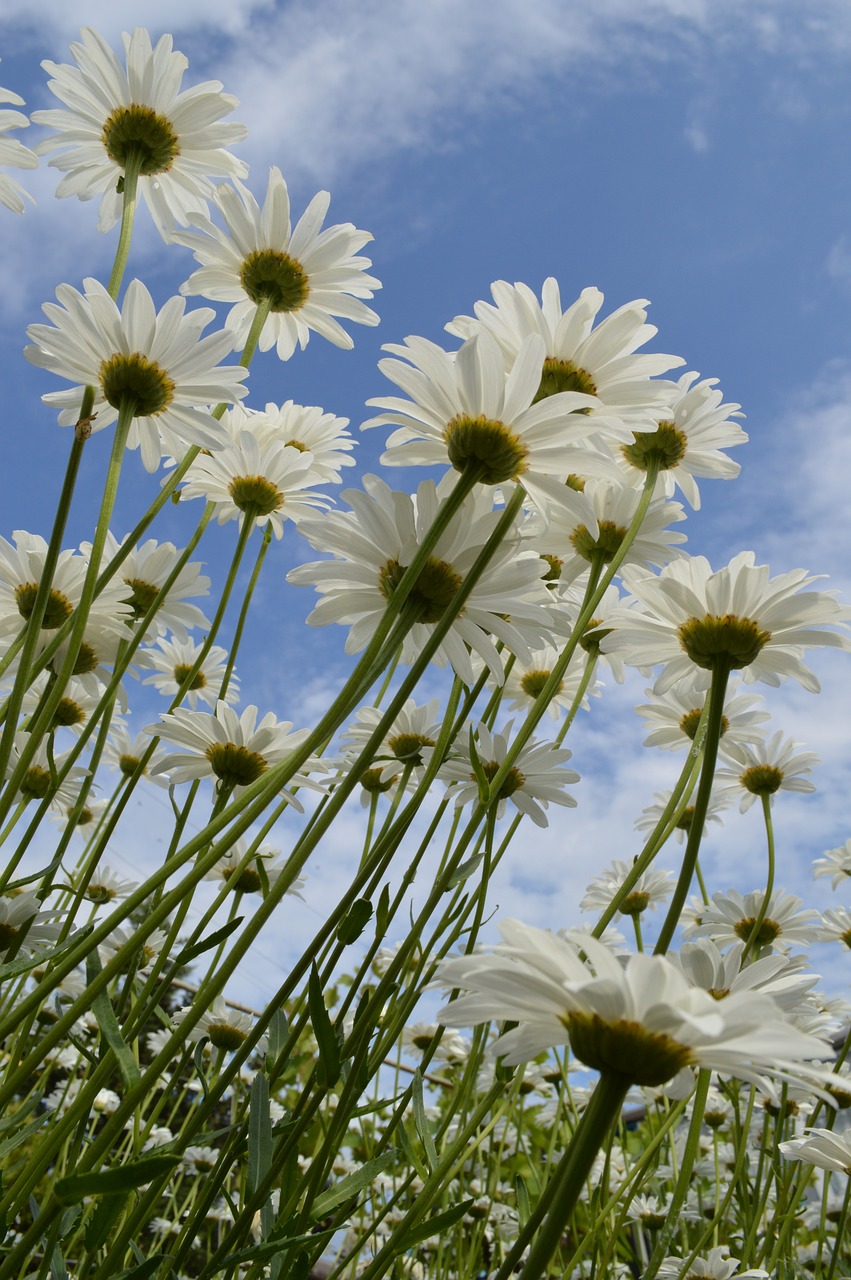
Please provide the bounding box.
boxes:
[339,698,442,784]
[446,280,683,427]
[101,724,170,787]
[436,721,580,827]
[580,859,675,917]
[32,27,247,235]
[685,889,822,951]
[602,551,851,694]
[436,920,835,1094]
[501,644,602,720]
[617,370,747,509]
[203,836,305,898]
[142,636,238,709]
[25,277,247,472]
[69,864,137,904]
[635,788,730,844]
[288,474,556,685]
[180,431,330,535]
[656,1247,768,1278]
[674,938,820,1016]
[87,533,211,642]
[219,401,355,483]
[147,701,316,800]
[173,994,265,1053]
[817,907,851,949]
[635,676,770,753]
[4,732,90,811]
[365,328,631,503]
[174,166,380,358]
[0,530,132,642]
[714,731,819,811]
[813,838,851,890]
[0,75,38,213]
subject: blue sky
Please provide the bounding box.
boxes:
[1,0,850,1004]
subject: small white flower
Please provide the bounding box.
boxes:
[88,533,211,642]
[142,637,238,710]
[635,676,770,753]
[0,73,38,213]
[813,838,851,890]
[779,1127,851,1175]
[173,995,265,1053]
[684,888,822,951]
[0,891,63,956]
[580,859,675,916]
[715,730,818,811]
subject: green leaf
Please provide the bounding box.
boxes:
[0,1091,42,1134]
[114,1255,171,1280]
[86,952,140,1089]
[448,849,484,887]
[515,1174,531,1228]
[336,898,373,945]
[209,1227,335,1271]
[266,1007,289,1076]
[312,1151,398,1218]
[0,925,94,983]
[396,1198,474,1249]
[375,884,391,939]
[247,1073,273,1240]
[84,1194,129,1252]
[54,1154,182,1204]
[467,725,489,802]
[396,1120,429,1183]
[0,1114,48,1161]
[174,916,243,968]
[411,1070,438,1174]
[308,963,339,1089]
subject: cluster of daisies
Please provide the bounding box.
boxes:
[0,23,850,1280]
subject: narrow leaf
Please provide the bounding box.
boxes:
[247,1073,272,1200]
[174,916,243,968]
[397,1198,474,1249]
[55,1154,181,1204]
[308,963,340,1089]
[375,884,391,939]
[87,952,140,1089]
[411,1070,438,1173]
[312,1151,397,1218]
[336,898,373,945]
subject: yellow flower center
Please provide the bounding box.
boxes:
[740,764,784,795]
[565,1012,693,1087]
[15,582,73,629]
[125,577,160,619]
[677,614,771,671]
[205,742,268,788]
[99,353,176,417]
[206,1022,248,1051]
[733,916,780,946]
[239,249,310,311]
[678,708,730,741]
[443,413,528,483]
[378,557,464,624]
[521,669,561,700]
[534,356,597,402]
[387,731,434,765]
[621,421,688,471]
[173,664,207,692]
[478,759,526,799]
[228,474,285,517]
[570,520,629,564]
[101,104,180,175]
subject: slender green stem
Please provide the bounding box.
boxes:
[106,150,142,298]
[641,1068,712,1279]
[740,792,776,963]
[654,662,731,955]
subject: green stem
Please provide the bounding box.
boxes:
[107,150,142,299]
[654,661,731,956]
[641,1068,712,1279]
[739,792,776,963]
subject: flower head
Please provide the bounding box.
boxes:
[0,75,38,213]
[684,888,822,952]
[812,838,851,890]
[32,27,247,235]
[142,636,238,709]
[635,676,770,753]
[779,1127,851,1175]
[715,730,818,811]
[174,166,380,358]
[25,278,247,471]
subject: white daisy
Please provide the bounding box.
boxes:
[580,859,675,917]
[99,922,168,976]
[142,636,238,709]
[634,676,770,752]
[218,400,355,483]
[657,1246,768,1278]
[817,907,851,949]
[173,994,265,1054]
[147,700,315,799]
[436,720,580,827]
[339,698,442,784]
[173,166,380,358]
[202,836,305,898]
[445,280,683,427]
[4,732,90,811]
[364,328,632,500]
[85,533,211,642]
[601,551,851,694]
[635,788,730,844]
[813,839,851,890]
[0,75,38,213]
[288,474,557,685]
[617,370,747,509]
[501,644,602,721]
[19,672,104,737]
[180,431,330,536]
[674,938,820,1016]
[69,863,137,905]
[684,888,822,951]
[0,530,132,642]
[32,27,247,235]
[779,1127,851,1176]
[0,891,64,956]
[714,731,819,811]
[25,277,248,472]
[435,920,835,1093]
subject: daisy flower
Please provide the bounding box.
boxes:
[219,400,355,483]
[685,888,822,951]
[0,75,38,213]
[173,166,380,359]
[601,551,851,694]
[180,431,330,536]
[501,644,602,721]
[20,672,104,737]
[69,863,137,905]
[436,720,580,827]
[173,994,265,1053]
[714,731,819,811]
[553,579,632,683]
[5,731,90,811]
[635,788,729,844]
[364,328,632,500]
[580,859,675,917]
[147,701,316,799]
[288,474,556,685]
[101,724,169,786]
[435,920,835,1093]
[779,1127,851,1176]
[657,1247,768,1278]
[445,280,683,427]
[25,277,248,472]
[0,530,132,642]
[202,835,305,898]
[339,698,442,785]
[812,838,851,890]
[617,370,747,509]
[142,636,238,709]
[818,907,851,949]
[674,938,820,1016]
[32,27,247,235]
[85,533,210,642]
[0,891,63,956]
[635,676,770,752]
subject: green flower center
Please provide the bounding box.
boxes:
[521,669,562,700]
[566,473,587,492]
[703,1110,728,1129]
[73,643,99,676]
[125,578,160,619]
[173,664,207,692]
[206,1022,248,1051]
[286,438,308,452]
[675,806,695,832]
[733,916,780,946]
[100,353,176,417]
[22,765,52,800]
[621,421,687,471]
[228,474,284,517]
[387,731,434,765]
[678,708,730,741]
[540,554,563,584]
[479,759,526,799]
[205,743,268,788]
[15,583,73,629]
[87,884,117,905]
[565,1012,693,1087]
[677,614,771,671]
[378,557,464,625]
[534,356,597,402]
[640,1212,668,1231]
[102,104,180,175]
[222,865,263,894]
[443,413,528,483]
[619,891,650,917]
[740,764,783,795]
[239,249,310,312]
[580,618,613,654]
[118,753,141,777]
[54,697,85,728]
[360,766,397,793]
[570,520,629,564]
